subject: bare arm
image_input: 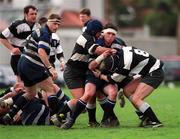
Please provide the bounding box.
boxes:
[89,49,116,70]
[99,74,109,82]
[94,46,112,55]
[38,48,52,68]
[59,57,65,71]
[92,69,109,82]
[0,38,21,55]
[38,48,58,80]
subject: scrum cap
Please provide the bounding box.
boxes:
[86,19,103,36]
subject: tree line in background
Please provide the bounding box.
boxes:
[110,0,179,36]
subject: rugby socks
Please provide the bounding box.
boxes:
[86,103,97,122]
[98,98,108,121]
[105,99,116,118]
[8,95,28,118]
[49,89,70,115]
[48,95,60,114]
[99,98,116,120]
[57,102,71,115]
[56,89,70,103]
[139,102,160,123]
[135,110,144,120]
[71,99,87,120]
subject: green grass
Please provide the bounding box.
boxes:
[0,85,180,139]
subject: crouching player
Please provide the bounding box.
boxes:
[90,46,164,128]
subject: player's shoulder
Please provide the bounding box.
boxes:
[10,19,26,27]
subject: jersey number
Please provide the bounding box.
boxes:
[134,49,149,57]
[123,47,149,70]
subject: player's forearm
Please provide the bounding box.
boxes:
[38,48,51,68]
[0,38,14,50]
[94,46,111,55]
[88,60,99,70]
[99,74,109,82]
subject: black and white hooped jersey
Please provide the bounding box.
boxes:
[23,25,52,67]
[49,33,64,64]
[67,32,99,70]
[107,46,164,83]
[0,19,40,49]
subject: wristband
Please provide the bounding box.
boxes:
[95,54,105,64]
[47,66,53,70]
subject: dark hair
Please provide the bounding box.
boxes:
[48,14,61,21]
[24,5,37,14]
[38,17,48,25]
[80,8,91,16]
[103,23,118,31]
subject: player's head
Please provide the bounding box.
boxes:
[24,5,38,23]
[79,8,91,25]
[47,14,61,33]
[86,19,103,38]
[38,17,48,27]
[102,23,118,45]
[99,55,116,72]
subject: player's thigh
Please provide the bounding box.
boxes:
[132,82,154,101]
[123,78,141,97]
[70,88,84,99]
[37,77,54,94]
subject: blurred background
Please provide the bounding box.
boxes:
[0,0,180,87]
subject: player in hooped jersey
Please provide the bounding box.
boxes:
[90,46,164,128]
[2,14,69,125]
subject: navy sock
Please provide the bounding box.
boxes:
[143,107,160,123]
[48,95,60,115]
[87,107,97,122]
[71,99,86,120]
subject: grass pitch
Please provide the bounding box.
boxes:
[0,84,180,139]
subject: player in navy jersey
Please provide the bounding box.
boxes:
[93,23,128,126]
[91,46,164,128]
[38,16,65,70]
[2,14,69,125]
[0,5,40,92]
[84,23,127,127]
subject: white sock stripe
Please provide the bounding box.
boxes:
[107,99,116,105]
[79,99,86,106]
[98,98,107,104]
[139,102,150,113]
[58,92,65,100]
[86,103,96,109]
[67,101,74,111]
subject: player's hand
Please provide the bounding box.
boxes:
[11,48,21,55]
[92,69,101,78]
[111,48,117,54]
[60,62,65,71]
[49,67,58,80]
[103,49,117,57]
